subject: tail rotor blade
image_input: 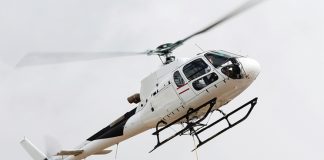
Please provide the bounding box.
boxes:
[44,136,61,157]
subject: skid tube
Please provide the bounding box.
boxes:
[150,97,258,152]
[192,97,258,151]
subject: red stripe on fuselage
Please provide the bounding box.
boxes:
[177,82,189,90]
[179,88,189,94]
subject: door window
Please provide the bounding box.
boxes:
[183,58,210,81]
[192,72,218,90]
[173,71,185,87]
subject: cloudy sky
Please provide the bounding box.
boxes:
[0,0,324,159]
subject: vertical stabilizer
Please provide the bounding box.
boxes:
[20,137,48,160]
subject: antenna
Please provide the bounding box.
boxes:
[195,43,205,52]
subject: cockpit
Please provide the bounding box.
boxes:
[204,51,243,79]
[173,50,244,92]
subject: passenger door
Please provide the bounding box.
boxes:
[181,58,223,96]
[172,70,196,103]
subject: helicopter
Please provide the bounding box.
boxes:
[19,0,263,160]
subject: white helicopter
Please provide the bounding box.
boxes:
[20,1,263,160]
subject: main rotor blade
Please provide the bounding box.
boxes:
[16,51,148,67]
[181,0,264,43]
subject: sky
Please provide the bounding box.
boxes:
[0,0,324,159]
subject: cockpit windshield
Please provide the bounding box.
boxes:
[204,51,233,68]
[205,51,243,79]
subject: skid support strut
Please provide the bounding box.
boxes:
[150,98,217,153]
[150,97,258,152]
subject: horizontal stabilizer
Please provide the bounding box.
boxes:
[56,150,83,156]
[94,150,112,155]
[55,149,112,156]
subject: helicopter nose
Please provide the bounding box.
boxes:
[239,57,261,79]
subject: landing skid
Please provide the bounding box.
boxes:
[150,97,258,152]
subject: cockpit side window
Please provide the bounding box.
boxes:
[205,53,231,68]
[192,72,218,90]
[173,71,185,87]
[183,58,210,81]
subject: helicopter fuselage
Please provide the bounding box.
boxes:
[64,50,260,160]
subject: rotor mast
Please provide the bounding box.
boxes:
[147,40,184,65]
